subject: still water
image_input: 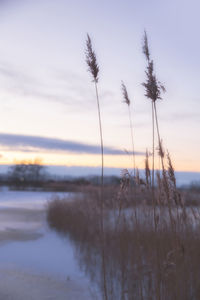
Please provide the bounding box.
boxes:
[0,187,95,299]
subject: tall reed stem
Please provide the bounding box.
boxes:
[95,82,107,300]
[128,106,136,177]
[121,82,136,177]
[153,101,164,171]
[152,101,155,189]
[95,82,104,188]
[85,34,108,300]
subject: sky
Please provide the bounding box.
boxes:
[0,0,199,173]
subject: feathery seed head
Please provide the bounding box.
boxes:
[158,140,165,159]
[167,151,176,187]
[145,149,151,186]
[143,30,150,61]
[142,32,166,102]
[85,34,99,83]
[142,60,166,102]
[121,81,131,106]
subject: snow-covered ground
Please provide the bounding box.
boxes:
[0,187,74,210]
[0,188,96,299]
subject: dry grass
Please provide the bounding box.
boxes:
[47,167,200,299]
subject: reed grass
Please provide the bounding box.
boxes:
[142,31,166,188]
[46,31,200,300]
[47,169,200,299]
[121,81,136,177]
[85,34,103,187]
[85,34,108,300]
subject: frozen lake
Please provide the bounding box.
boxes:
[0,187,95,300]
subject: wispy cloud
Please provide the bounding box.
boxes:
[167,112,200,122]
[0,62,121,111]
[0,62,116,112]
[0,133,144,155]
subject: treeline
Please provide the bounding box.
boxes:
[0,161,120,191]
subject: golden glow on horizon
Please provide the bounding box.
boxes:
[0,150,199,172]
[0,151,142,168]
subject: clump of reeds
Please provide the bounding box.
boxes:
[47,180,200,300]
[142,31,166,188]
[46,30,200,300]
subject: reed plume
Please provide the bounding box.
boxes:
[143,30,150,62]
[145,149,151,188]
[86,34,99,83]
[121,81,130,106]
[121,81,136,177]
[167,151,176,188]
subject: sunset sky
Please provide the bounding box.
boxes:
[0,0,199,173]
